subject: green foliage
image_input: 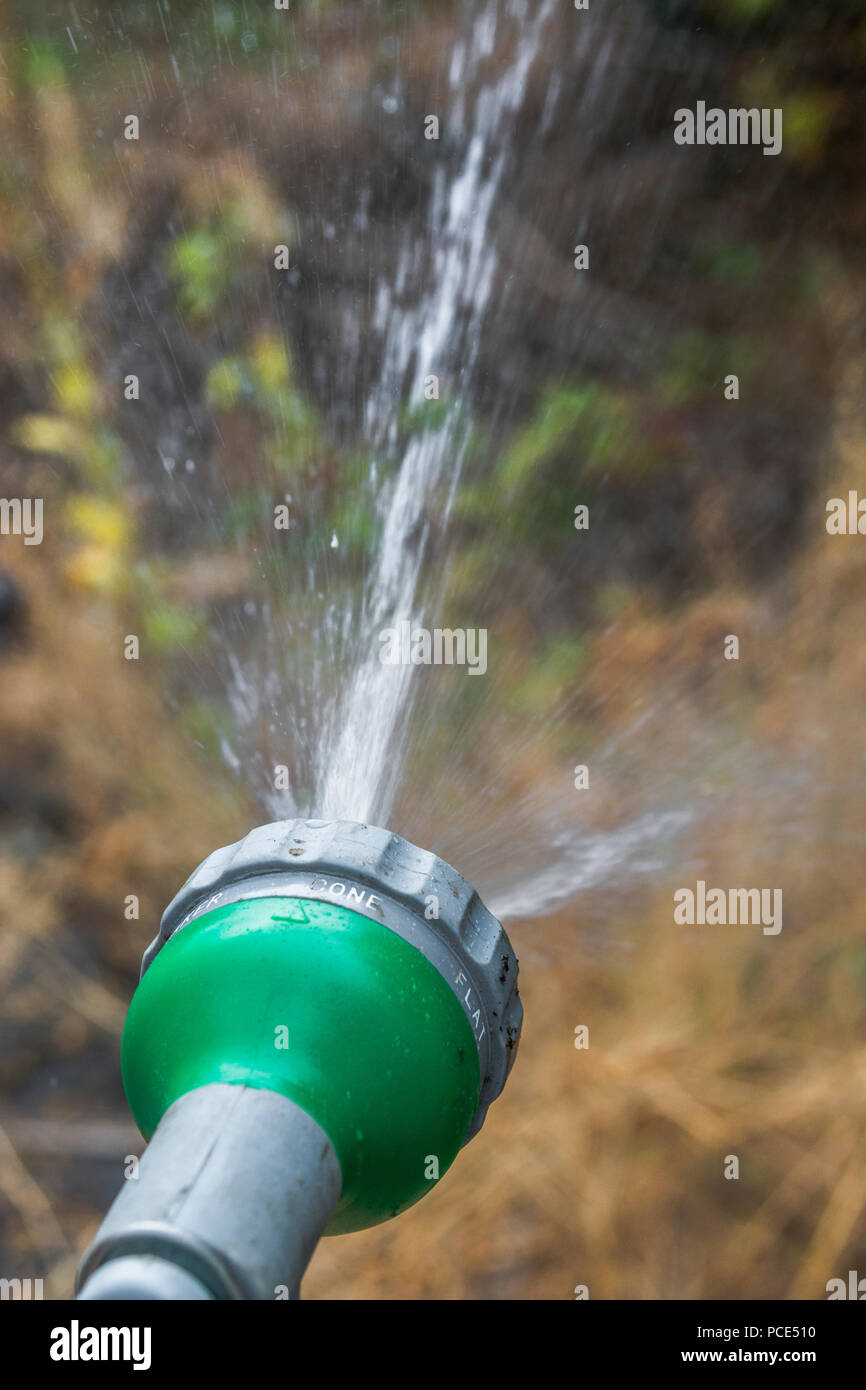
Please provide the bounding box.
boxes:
[206,335,323,476]
[221,487,273,546]
[269,392,321,470]
[499,383,658,494]
[205,356,255,412]
[693,238,765,287]
[22,39,66,90]
[506,635,588,716]
[454,380,675,572]
[167,203,261,323]
[399,397,451,435]
[659,330,758,404]
[326,491,382,556]
[127,562,208,654]
[143,601,207,653]
[168,226,233,322]
[180,697,235,759]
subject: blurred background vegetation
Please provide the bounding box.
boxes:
[1,0,866,1298]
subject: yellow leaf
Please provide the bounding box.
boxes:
[55,361,98,417]
[12,413,89,459]
[64,543,126,595]
[251,334,290,393]
[65,495,130,551]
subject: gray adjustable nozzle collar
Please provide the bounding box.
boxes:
[142,818,522,1142]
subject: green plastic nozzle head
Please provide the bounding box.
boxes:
[122,819,522,1233]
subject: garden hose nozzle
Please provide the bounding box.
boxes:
[76,819,522,1300]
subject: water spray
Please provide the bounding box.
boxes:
[76,819,522,1300]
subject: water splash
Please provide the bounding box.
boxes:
[220,0,558,827]
[212,0,716,925]
[318,1,559,822]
